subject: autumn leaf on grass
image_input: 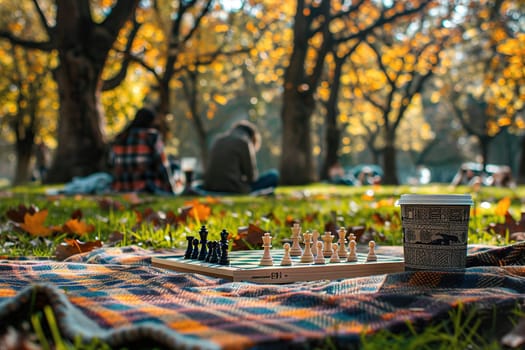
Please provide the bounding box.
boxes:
[6,204,37,223]
[62,218,95,235]
[184,199,211,221]
[55,238,102,260]
[232,224,266,251]
[18,210,53,237]
[495,197,511,217]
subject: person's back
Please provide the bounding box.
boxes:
[203,126,257,194]
[111,108,175,194]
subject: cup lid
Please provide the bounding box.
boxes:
[398,194,473,206]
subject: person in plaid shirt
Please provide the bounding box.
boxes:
[110,108,175,194]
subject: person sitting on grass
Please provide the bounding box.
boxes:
[202,120,278,195]
[110,107,175,195]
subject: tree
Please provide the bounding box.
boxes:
[0,2,58,185]
[353,9,451,184]
[0,0,140,183]
[279,0,432,185]
[128,1,285,168]
[431,0,524,179]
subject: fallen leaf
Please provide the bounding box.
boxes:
[55,238,102,260]
[495,197,511,217]
[188,202,211,221]
[18,210,53,237]
[232,224,265,251]
[62,218,95,235]
[6,204,37,223]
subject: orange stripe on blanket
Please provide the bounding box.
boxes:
[0,289,17,297]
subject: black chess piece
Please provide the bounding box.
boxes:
[198,225,208,260]
[184,236,194,259]
[191,238,200,259]
[209,241,219,264]
[205,241,213,262]
[219,229,230,265]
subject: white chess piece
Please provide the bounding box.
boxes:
[280,242,293,266]
[329,243,341,263]
[311,229,319,257]
[337,227,348,259]
[322,231,334,257]
[300,231,314,263]
[259,232,274,266]
[366,240,377,262]
[290,223,303,256]
[347,239,357,262]
[314,241,325,264]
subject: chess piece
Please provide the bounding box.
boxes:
[259,232,274,266]
[290,223,303,256]
[329,243,340,263]
[337,227,348,259]
[300,231,314,263]
[311,230,319,257]
[205,241,213,262]
[314,241,325,264]
[219,229,230,265]
[367,240,377,262]
[347,239,357,262]
[348,232,356,243]
[280,242,293,266]
[184,236,194,259]
[322,231,334,257]
[198,225,208,260]
[210,241,219,264]
[191,238,200,259]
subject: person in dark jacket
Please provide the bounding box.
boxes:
[203,120,278,194]
[110,107,175,194]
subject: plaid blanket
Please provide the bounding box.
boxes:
[1,243,524,349]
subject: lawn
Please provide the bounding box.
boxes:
[0,183,523,349]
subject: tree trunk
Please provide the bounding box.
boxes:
[14,139,34,185]
[280,87,316,185]
[320,125,341,181]
[382,132,399,185]
[518,136,525,184]
[46,55,106,183]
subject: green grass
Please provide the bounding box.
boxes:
[0,183,524,349]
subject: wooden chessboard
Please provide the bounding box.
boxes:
[152,249,405,284]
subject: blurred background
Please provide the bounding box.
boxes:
[0,0,523,187]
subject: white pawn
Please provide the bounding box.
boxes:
[290,223,303,256]
[311,230,319,257]
[259,232,274,266]
[300,231,314,263]
[337,227,348,259]
[347,239,357,262]
[366,240,377,262]
[314,241,325,264]
[280,242,293,266]
[322,231,334,257]
[329,243,341,263]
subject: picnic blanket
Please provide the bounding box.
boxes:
[1,243,525,349]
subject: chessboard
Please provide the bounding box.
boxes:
[151,249,405,284]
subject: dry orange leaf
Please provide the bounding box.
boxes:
[495,197,511,217]
[18,210,53,237]
[63,218,95,235]
[189,202,211,221]
[55,238,102,260]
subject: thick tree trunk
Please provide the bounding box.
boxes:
[321,121,341,181]
[14,139,34,185]
[382,134,399,185]
[279,87,316,185]
[519,136,525,184]
[46,54,106,183]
